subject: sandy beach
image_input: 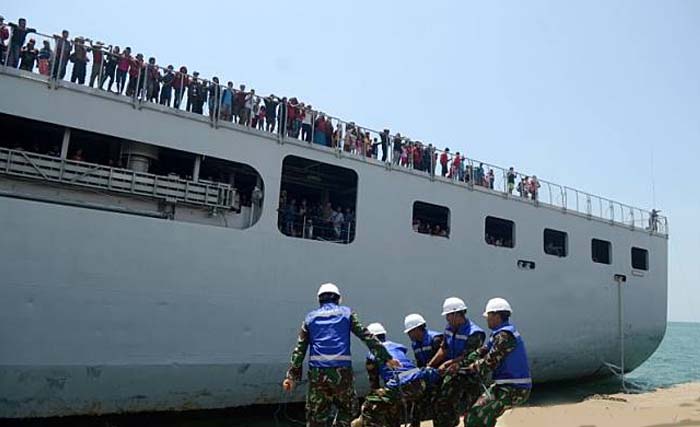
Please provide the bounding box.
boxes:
[420,382,700,427]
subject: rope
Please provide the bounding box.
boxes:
[273,386,307,427]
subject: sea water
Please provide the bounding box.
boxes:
[627,321,700,388]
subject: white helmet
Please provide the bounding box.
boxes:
[404,313,426,333]
[441,297,467,316]
[317,282,340,297]
[483,297,512,317]
[367,322,387,336]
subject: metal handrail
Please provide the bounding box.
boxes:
[0,19,668,236]
[0,148,238,209]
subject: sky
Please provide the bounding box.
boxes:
[4,0,699,321]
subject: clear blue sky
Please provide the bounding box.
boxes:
[5,0,698,321]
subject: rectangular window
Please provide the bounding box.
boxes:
[591,239,612,264]
[278,156,358,244]
[631,247,649,270]
[412,201,450,238]
[544,228,568,257]
[485,216,515,248]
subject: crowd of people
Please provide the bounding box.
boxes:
[412,219,449,238]
[278,190,356,242]
[1,16,547,204]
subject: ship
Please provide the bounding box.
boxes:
[0,24,668,418]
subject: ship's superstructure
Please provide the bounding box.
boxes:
[0,27,668,418]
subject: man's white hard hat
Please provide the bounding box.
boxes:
[317,282,340,297]
[404,313,427,333]
[367,322,387,336]
[483,297,512,317]
[441,297,467,316]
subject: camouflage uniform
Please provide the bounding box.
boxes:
[286,311,391,427]
[359,375,429,427]
[432,333,484,427]
[461,331,531,427]
[410,333,443,427]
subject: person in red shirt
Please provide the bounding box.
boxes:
[87,41,106,88]
[0,16,9,66]
[440,148,450,177]
[115,46,131,94]
[125,53,144,97]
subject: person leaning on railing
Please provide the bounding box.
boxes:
[69,37,89,85]
[6,18,36,68]
[99,45,118,91]
[18,38,38,72]
[0,16,9,66]
[51,30,71,80]
[37,40,52,76]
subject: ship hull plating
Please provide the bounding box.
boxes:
[0,73,667,418]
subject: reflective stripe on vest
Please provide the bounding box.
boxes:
[487,322,532,389]
[309,354,353,362]
[305,303,352,368]
[494,378,532,385]
[411,330,442,366]
[444,321,484,360]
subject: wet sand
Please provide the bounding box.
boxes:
[421,382,700,427]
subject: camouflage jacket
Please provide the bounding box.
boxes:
[461,331,517,378]
[286,311,392,381]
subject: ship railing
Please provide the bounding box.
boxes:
[0,22,669,236]
[280,215,355,244]
[0,147,238,210]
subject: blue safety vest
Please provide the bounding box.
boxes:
[487,322,532,389]
[385,367,441,389]
[444,320,485,360]
[367,340,415,384]
[305,303,352,368]
[411,329,443,366]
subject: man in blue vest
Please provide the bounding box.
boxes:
[460,297,531,427]
[282,283,400,427]
[404,313,444,367]
[404,313,443,426]
[428,297,486,427]
[352,322,441,427]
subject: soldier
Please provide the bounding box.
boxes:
[352,322,442,427]
[428,297,486,427]
[460,298,531,427]
[404,313,443,426]
[282,283,400,427]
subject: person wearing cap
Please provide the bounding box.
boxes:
[37,40,52,76]
[428,297,486,427]
[18,38,38,72]
[69,37,89,85]
[282,283,399,427]
[352,322,441,427]
[460,298,531,427]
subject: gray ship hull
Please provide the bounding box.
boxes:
[0,72,668,418]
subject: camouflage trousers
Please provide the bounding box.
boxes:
[306,367,356,427]
[356,378,427,427]
[409,381,439,427]
[433,373,481,427]
[465,385,530,427]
